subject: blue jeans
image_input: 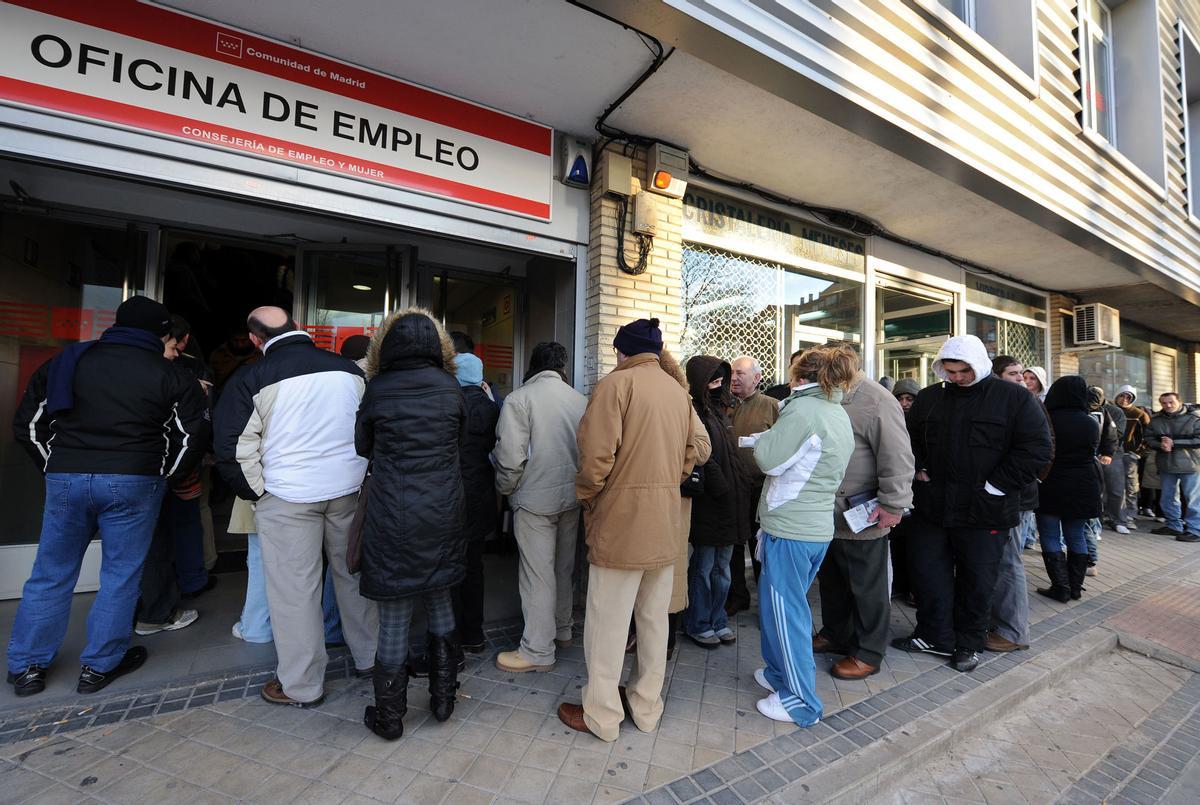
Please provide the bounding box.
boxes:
[1084,519,1100,564]
[236,535,342,644]
[686,544,733,635]
[758,535,828,727]
[1019,510,1038,549]
[167,495,208,594]
[1161,472,1200,536]
[1036,514,1089,555]
[8,473,165,673]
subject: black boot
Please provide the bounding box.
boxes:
[1066,553,1090,601]
[1036,552,1071,603]
[428,632,460,722]
[363,662,407,740]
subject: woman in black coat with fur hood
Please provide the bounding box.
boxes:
[355,308,467,740]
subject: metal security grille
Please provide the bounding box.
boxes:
[998,319,1044,370]
[680,245,782,384]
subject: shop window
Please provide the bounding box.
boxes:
[966,311,1046,369]
[679,245,862,388]
[1076,323,1151,398]
[0,211,145,547]
[1077,0,1168,188]
[1179,22,1200,218]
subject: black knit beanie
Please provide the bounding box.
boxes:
[613,318,663,357]
[115,296,172,337]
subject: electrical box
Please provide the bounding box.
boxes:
[1072,303,1120,348]
[647,142,688,198]
[633,191,658,236]
[558,137,591,188]
[604,153,633,197]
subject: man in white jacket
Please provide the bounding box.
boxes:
[493,343,588,672]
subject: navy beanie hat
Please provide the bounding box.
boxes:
[613,317,663,357]
[115,296,172,337]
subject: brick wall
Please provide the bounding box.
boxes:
[1048,293,1078,382]
[583,146,685,391]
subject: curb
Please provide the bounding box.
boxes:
[1115,632,1200,674]
[766,627,1119,804]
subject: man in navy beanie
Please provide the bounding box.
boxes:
[558,318,707,741]
[9,296,210,697]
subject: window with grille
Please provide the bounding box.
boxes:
[680,245,863,387]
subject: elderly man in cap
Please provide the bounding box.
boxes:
[557,318,705,742]
[10,296,210,696]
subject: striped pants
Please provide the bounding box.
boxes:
[758,534,829,727]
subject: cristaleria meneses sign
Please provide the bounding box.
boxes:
[0,0,554,220]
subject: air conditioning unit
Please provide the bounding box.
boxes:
[1072,303,1120,348]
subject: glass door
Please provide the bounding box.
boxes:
[297,246,405,353]
[877,278,955,389]
[419,266,523,398]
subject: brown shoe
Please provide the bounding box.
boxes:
[260,679,324,708]
[985,632,1029,653]
[830,656,879,680]
[812,633,847,654]
[557,702,595,736]
[555,637,573,650]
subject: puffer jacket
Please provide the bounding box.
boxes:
[355,309,467,600]
[1038,376,1104,520]
[460,385,500,540]
[754,384,854,541]
[685,356,739,547]
[1146,408,1200,475]
[907,336,1052,530]
[576,352,704,570]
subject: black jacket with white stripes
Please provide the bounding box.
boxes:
[12,343,211,480]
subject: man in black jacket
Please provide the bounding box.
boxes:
[896,336,1052,673]
[8,296,210,697]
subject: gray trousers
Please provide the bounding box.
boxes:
[255,492,380,703]
[1102,458,1127,525]
[1121,453,1141,522]
[514,507,578,665]
[816,537,891,667]
[989,522,1030,646]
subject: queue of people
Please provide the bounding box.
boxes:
[7,301,1198,754]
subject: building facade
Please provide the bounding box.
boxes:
[1,0,1198,597]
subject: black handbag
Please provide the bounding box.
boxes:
[681,464,705,497]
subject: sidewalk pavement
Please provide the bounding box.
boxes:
[0,519,1197,804]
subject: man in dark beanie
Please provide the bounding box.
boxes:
[10,296,210,697]
[494,342,587,673]
[557,319,706,741]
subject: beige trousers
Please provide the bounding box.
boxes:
[254,491,379,703]
[581,563,672,742]
[514,508,579,665]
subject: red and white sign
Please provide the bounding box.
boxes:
[0,0,554,220]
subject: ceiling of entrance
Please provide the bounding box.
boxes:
[158,1,1185,314]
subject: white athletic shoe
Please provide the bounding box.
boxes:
[135,608,198,636]
[232,622,245,641]
[1115,524,1131,535]
[754,667,775,694]
[756,692,792,723]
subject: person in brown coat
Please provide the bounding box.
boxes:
[726,356,779,614]
[813,370,915,679]
[557,318,705,743]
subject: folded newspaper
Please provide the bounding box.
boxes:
[842,491,879,534]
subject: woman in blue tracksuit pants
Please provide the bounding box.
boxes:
[751,345,856,726]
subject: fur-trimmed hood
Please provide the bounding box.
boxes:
[365,307,457,380]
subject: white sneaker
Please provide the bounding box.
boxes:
[1115,524,1131,535]
[135,608,198,636]
[232,622,245,641]
[754,667,775,693]
[756,692,792,723]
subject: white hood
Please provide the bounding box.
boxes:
[1116,384,1138,404]
[932,335,993,387]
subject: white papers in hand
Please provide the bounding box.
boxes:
[843,498,879,534]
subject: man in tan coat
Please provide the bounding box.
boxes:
[813,370,915,680]
[726,356,779,614]
[557,318,703,742]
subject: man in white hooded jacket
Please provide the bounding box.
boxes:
[896,336,1052,673]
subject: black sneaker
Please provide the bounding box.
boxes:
[1177,533,1200,543]
[1152,525,1185,536]
[6,665,47,697]
[890,636,953,657]
[77,646,147,694]
[951,649,979,673]
[461,639,487,654]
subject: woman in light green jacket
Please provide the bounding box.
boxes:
[752,345,855,727]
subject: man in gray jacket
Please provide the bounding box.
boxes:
[813,369,914,679]
[493,343,588,671]
[1145,392,1200,543]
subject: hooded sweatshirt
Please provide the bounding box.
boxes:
[1086,386,1122,458]
[1114,385,1151,454]
[1025,367,1049,401]
[905,335,1053,529]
